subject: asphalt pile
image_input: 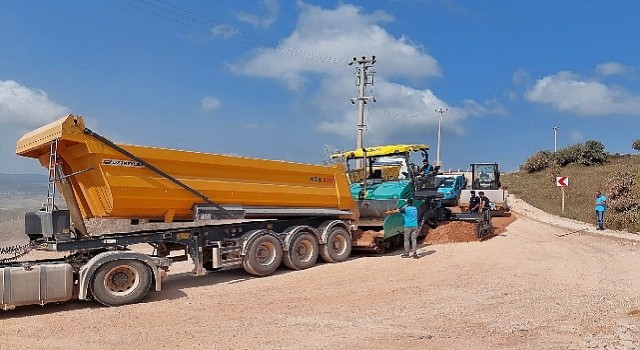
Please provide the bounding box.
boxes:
[424,221,480,244]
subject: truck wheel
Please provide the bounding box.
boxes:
[283,233,319,270]
[91,260,152,307]
[320,227,351,263]
[242,234,283,277]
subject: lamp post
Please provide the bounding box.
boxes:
[435,108,448,166]
[553,126,559,152]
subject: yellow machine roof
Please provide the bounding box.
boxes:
[331,144,429,159]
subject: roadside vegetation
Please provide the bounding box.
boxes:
[502,140,640,233]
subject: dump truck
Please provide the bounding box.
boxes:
[0,114,360,310]
[331,145,492,252]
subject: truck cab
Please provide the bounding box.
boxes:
[471,163,501,190]
[436,174,467,206]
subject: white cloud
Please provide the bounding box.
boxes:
[0,80,69,127]
[317,79,505,144]
[201,96,221,111]
[0,80,69,173]
[225,2,505,145]
[236,0,280,28]
[228,2,441,90]
[524,71,640,115]
[596,62,633,77]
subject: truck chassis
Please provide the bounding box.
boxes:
[0,216,352,310]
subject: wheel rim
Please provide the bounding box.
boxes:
[103,264,140,296]
[330,232,348,255]
[255,241,277,266]
[294,239,314,262]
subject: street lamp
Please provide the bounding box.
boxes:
[553,126,559,152]
[435,108,448,166]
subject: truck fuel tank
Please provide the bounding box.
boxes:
[1,263,74,310]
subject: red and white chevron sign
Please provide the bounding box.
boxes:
[556,176,569,187]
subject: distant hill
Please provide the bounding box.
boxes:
[0,173,48,192]
[0,173,50,210]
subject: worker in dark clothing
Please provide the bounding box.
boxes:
[468,191,480,213]
[478,191,491,211]
[420,159,434,175]
[478,191,493,229]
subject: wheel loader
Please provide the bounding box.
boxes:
[458,163,510,216]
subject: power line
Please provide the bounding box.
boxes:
[114,0,346,65]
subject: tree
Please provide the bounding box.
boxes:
[632,139,640,152]
[577,140,608,165]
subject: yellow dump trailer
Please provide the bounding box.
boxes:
[16,115,357,222]
[2,114,358,310]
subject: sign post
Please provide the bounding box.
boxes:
[556,176,569,213]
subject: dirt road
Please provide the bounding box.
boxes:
[2,205,640,349]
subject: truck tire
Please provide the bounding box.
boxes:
[283,233,319,270]
[91,260,152,307]
[320,227,351,263]
[242,234,283,277]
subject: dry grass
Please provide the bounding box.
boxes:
[502,154,640,232]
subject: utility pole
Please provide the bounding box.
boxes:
[435,108,448,167]
[349,56,376,168]
[553,126,559,152]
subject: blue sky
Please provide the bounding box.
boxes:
[1,0,639,174]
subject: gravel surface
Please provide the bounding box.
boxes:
[1,196,640,349]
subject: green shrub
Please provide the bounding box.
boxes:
[603,172,637,211]
[606,210,640,232]
[552,141,608,167]
[521,150,553,173]
[553,144,581,166]
[577,140,608,166]
[546,162,561,185]
[602,171,640,231]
